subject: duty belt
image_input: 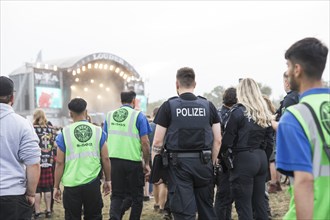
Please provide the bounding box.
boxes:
[169,152,201,158]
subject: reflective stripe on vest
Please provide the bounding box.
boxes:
[107,110,140,139]
[63,126,101,161]
[290,104,329,178]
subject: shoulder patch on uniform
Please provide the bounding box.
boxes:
[74,124,93,142]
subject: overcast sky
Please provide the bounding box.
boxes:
[1,1,329,103]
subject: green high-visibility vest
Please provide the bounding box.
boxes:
[285,92,330,220]
[62,121,102,187]
[106,106,142,161]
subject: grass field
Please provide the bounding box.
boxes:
[38,184,290,219]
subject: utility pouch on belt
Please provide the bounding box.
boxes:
[201,150,212,164]
[222,148,234,170]
[162,150,169,168]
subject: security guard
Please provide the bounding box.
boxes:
[221,78,274,220]
[152,67,221,220]
[276,37,330,219]
[53,98,111,219]
[103,90,151,220]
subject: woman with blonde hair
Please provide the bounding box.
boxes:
[221,78,274,220]
[33,109,55,218]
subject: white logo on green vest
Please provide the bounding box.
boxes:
[113,108,129,122]
[74,124,93,142]
[320,101,330,135]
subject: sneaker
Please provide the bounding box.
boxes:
[268,183,277,194]
[154,204,160,212]
[45,211,52,218]
[143,196,150,201]
[34,213,41,219]
[276,181,282,192]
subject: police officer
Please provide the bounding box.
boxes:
[104,90,151,220]
[152,67,221,220]
[276,37,329,219]
[221,78,274,220]
[269,72,299,191]
[214,87,237,220]
[53,98,111,219]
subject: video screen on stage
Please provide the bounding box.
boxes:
[35,87,62,109]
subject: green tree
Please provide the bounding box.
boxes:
[202,85,225,108]
[258,83,272,96]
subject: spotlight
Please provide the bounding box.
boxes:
[70,85,76,90]
[94,63,99,69]
[120,71,124,77]
[109,65,114,71]
[97,95,101,99]
[82,66,86,72]
[106,87,110,91]
[104,64,108,70]
[84,88,88,92]
[99,83,104,88]
[75,78,79,82]
[99,64,103,69]
[53,65,58,71]
[90,79,94,83]
[72,70,76,76]
[123,74,128,79]
[45,64,49,69]
[88,63,92,69]
[36,63,41,68]
[77,68,81,74]
[115,67,120,73]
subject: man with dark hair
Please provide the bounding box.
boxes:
[0,76,41,220]
[104,90,151,220]
[152,67,221,219]
[214,87,237,220]
[276,37,329,219]
[53,98,111,219]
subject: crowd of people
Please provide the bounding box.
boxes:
[0,36,329,220]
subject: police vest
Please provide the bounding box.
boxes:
[106,106,142,161]
[284,92,330,220]
[165,96,213,152]
[62,122,102,187]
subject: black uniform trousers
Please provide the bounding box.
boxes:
[0,195,33,220]
[63,177,103,220]
[167,157,216,220]
[109,158,144,220]
[214,170,233,220]
[229,149,268,220]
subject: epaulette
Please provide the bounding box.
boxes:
[230,103,243,113]
[197,95,207,100]
[168,96,179,101]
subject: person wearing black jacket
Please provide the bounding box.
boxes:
[214,87,237,220]
[221,78,274,220]
[269,72,299,192]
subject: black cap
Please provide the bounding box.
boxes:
[0,76,14,96]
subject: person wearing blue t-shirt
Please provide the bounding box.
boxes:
[276,37,329,220]
[103,91,152,220]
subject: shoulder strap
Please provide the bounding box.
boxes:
[302,102,330,160]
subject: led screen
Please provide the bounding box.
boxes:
[35,87,62,108]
